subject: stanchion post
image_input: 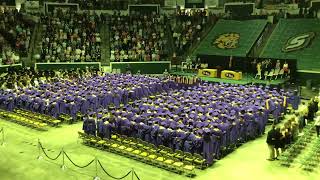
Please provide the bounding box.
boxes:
[93,157,100,180]
[37,138,43,160]
[61,148,66,170]
[132,168,134,180]
[1,127,4,146]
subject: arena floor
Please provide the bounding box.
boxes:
[0,119,319,180]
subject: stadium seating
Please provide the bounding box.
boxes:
[39,9,101,62]
[109,12,168,62]
[0,8,34,64]
[172,9,216,56]
[69,0,165,10]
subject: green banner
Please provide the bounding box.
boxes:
[261,19,320,71]
[194,19,267,57]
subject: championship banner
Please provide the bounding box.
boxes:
[221,70,242,80]
[198,69,217,78]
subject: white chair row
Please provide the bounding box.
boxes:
[255,68,289,80]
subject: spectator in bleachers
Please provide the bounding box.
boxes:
[172,9,217,56]
[40,9,101,63]
[109,11,167,62]
[0,67,100,90]
[69,0,165,10]
[1,48,20,65]
[0,8,33,58]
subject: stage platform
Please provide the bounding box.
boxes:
[170,72,289,85]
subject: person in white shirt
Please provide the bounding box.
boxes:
[33,78,39,87]
[314,111,320,137]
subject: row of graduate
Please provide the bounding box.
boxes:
[0,74,178,119]
[83,83,299,164]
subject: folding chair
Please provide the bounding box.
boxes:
[193,153,207,169]
[267,69,274,80]
[264,71,269,80]
[172,158,184,174]
[279,69,284,78]
[174,150,185,160]
[183,161,196,177]
[184,152,195,164]
[255,71,262,79]
[273,68,280,80]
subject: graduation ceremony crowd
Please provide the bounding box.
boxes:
[82,80,299,164]
[0,66,301,164]
[0,8,34,65]
[0,71,177,120]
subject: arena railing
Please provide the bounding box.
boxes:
[34,62,101,71]
[110,61,171,74]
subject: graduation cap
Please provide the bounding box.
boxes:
[203,128,211,133]
[178,123,185,128]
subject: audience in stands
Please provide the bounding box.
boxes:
[172,9,217,56]
[39,9,101,63]
[0,48,20,65]
[0,67,100,89]
[0,8,34,60]
[109,11,167,62]
[69,0,165,10]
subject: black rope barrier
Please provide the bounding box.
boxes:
[64,151,95,168]
[37,140,140,179]
[97,159,132,180]
[133,170,141,180]
[39,142,63,161]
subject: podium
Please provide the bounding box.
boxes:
[221,70,242,80]
[198,69,217,78]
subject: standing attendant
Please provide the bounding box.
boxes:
[266,125,277,161]
[315,111,320,137]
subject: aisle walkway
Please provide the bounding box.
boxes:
[0,119,319,180]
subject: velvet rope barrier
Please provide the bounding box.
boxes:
[97,159,132,179]
[64,151,95,168]
[39,141,63,161]
[133,170,141,180]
